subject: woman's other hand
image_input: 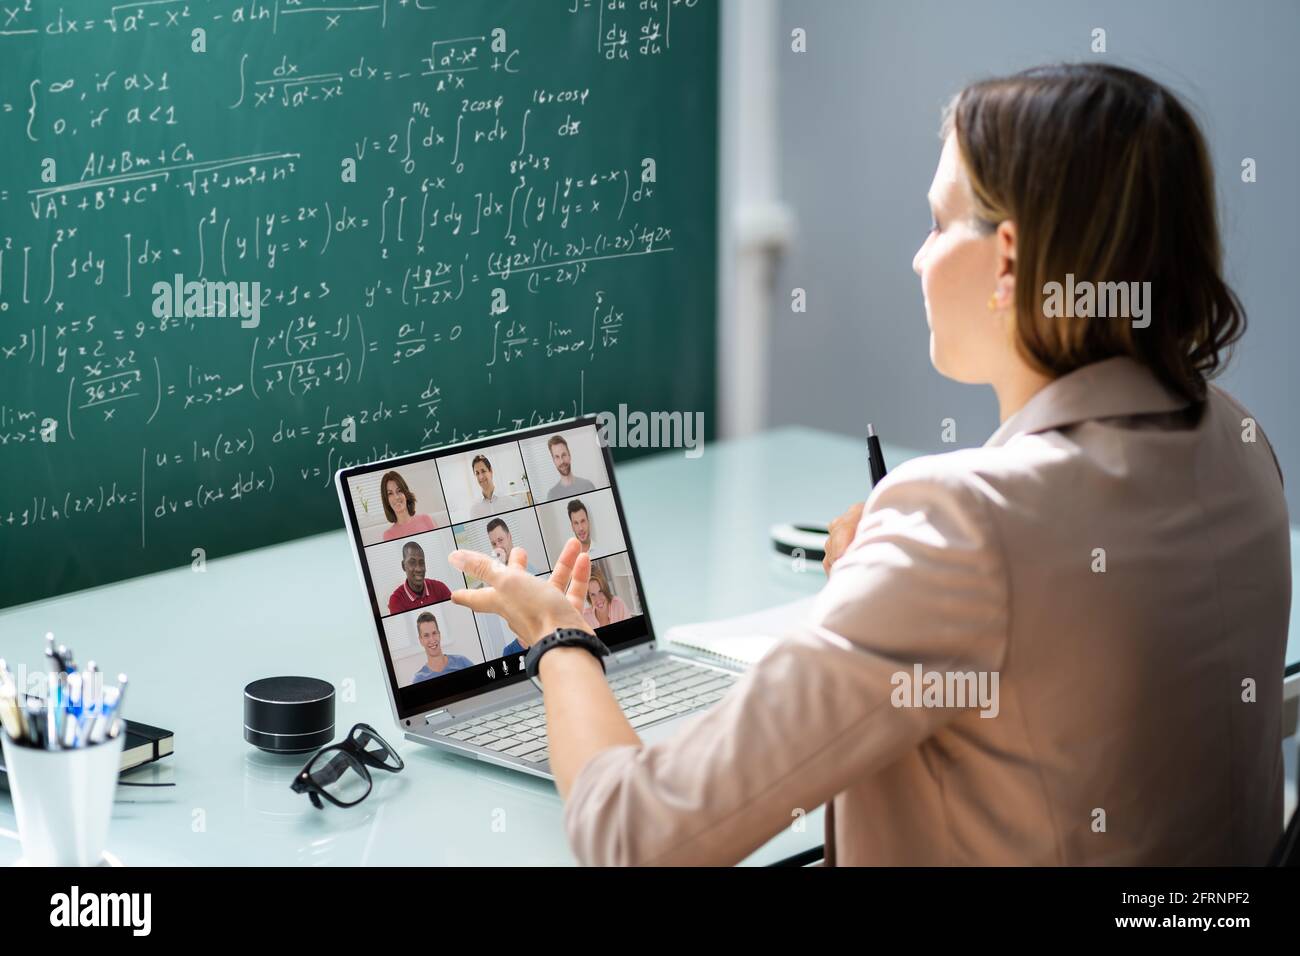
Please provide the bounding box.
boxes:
[823,502,865,573]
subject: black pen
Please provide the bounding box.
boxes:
[771,423,890,561]
[867,423,888,488]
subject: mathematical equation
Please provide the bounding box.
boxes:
[0,0,715,605]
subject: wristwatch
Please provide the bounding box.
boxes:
[526,627,610,689]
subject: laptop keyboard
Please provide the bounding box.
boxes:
[431,656,738,765]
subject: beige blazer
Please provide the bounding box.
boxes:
[564,357,1291,865]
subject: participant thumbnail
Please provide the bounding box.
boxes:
[438,441,532,524]
[364,527,461,617]
[535,488,627,564]
[520,427,610,504]
[452,510,550,581]
[347,463,449,546]
[582,553,643,629]
[474,611,532,663]
[384,603,485,687]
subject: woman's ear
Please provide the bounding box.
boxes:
[993,220,1017,309]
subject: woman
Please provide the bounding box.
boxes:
[380,471,436,541]
[450,64,1290,866]
[582,567,629,629]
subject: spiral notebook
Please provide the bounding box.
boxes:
[664,597,816,667]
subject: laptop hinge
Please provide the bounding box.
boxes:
[423,709,454,727]
[612,644,654,665]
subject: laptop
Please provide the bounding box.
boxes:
[335,415,741,780]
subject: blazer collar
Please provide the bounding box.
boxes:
[985,356,1193,448]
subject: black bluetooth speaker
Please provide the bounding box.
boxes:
[243,677,336,754]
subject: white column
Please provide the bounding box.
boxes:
[717,0,793,439]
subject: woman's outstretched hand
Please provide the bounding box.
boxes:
[823,501,865,573]
[449,538,595,648]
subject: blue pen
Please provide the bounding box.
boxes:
[81,661,100,747]
[83,663,109,747]
[44,642,62,751]
[62,673,83,748]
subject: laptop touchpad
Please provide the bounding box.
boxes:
[638,719,684,747]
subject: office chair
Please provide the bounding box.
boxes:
[1269,805,1298,865]
[1269,706,1300,866]
[1277,670,1300,865]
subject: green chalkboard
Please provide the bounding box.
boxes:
[0,0,717,609]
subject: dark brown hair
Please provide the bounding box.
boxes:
[380,471,416,523]
[943,63,1245,401]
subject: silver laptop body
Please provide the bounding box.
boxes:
[336,415,741,781]
[408,641,740,780]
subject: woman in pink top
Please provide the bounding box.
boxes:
[446,65,1290,867]
[380,470,436,541]
[581,567,628,629]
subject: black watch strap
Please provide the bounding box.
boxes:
[526,628,610,686]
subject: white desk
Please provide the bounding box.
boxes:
[2,426,1296,864]
[0,427,891,865]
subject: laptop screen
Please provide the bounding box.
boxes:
[336,417,654,721]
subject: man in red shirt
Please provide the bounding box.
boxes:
[388,540,452,615]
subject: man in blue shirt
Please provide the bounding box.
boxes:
[410,612,474,683]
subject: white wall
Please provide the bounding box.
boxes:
[713,1,1300,517]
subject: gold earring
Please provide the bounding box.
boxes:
[987,293,998,312]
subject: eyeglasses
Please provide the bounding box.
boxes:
[290,723,405,809]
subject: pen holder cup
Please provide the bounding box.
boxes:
[2,732,124,866]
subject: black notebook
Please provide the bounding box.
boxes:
[0,720,173,782]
